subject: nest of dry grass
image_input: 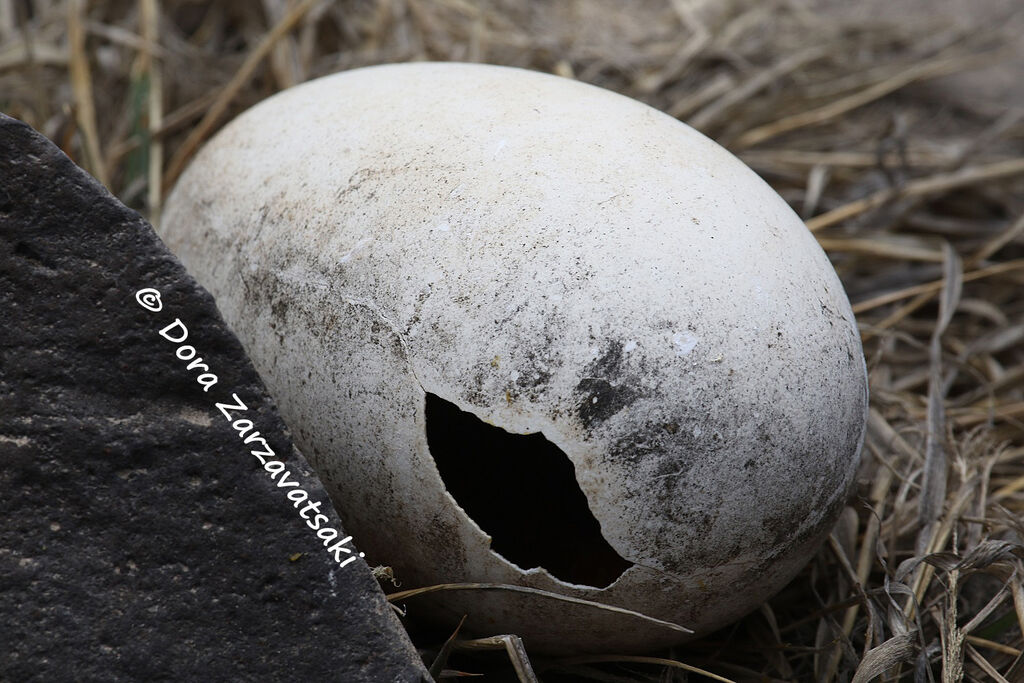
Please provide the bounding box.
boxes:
[4,0,1023,680]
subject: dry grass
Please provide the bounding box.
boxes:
[3,0,1023,680]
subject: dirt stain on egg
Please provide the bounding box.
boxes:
[574,340,643,429]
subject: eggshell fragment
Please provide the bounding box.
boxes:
[159,62,868,653]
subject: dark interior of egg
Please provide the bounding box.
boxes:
[424,392,633,588]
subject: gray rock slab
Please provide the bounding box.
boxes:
[0,113,431,682]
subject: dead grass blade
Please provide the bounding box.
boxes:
[917,243,962,537]
[67,0,108,187]
[965,635,1022,657]
[850,633,918,683]
[939,569,965,683]
[138,0,162,223]
[429,614,468,680]
[965,643,1011,683]
[734,49,1009,149]
[452,635,539,683]
[919,540,1024,572]
[740,148,955,168]
[552,655,734,683]
[162,0,322,192]
[386,582,692,634]
[969,212,1024,266]
[688,45,827,131]
[806,157,1024,232]
[851,259,1024,315]
[816,237,944,262]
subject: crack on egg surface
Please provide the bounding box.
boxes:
[423,392,633,588]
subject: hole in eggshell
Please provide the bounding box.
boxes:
[424,392,633,589]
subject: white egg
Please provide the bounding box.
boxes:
[160,62,868,654]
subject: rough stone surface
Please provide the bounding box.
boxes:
[0,114,430,682]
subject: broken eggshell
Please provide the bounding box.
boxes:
[159,62,868,654]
